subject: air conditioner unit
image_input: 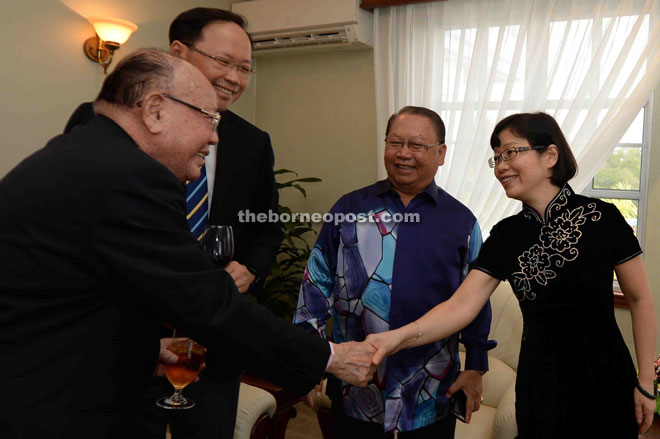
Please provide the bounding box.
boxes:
[231,0,373,56]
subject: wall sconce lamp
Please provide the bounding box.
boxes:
[83,16,138,74]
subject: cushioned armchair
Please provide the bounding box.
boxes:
[233,382,277,439]
[312,282,523,439]
[456,282,522,439]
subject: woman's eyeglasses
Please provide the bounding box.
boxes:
[488,145,548,168]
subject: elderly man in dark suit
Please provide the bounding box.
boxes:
[65,8,278,293]
[62,9,287,439]
[0,49,374,439]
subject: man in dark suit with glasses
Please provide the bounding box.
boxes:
[63,8,286,439]
[0,48,376,439]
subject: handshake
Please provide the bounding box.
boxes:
[325,334,397,387]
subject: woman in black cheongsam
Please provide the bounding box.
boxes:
[367,112,657,438]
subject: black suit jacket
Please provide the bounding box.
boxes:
[64,103,284,439]
[0,116,328,439]
[211,109,282,282]
[64,104,283,284]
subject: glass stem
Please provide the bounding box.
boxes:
[170,388,185,404]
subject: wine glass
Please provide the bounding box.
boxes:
[200,225,234,268]
[156,338,206,410]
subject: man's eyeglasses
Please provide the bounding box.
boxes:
[183,43,255,79]
[163,94,220,131]
[385,139,442,153]
[488,145,548,168]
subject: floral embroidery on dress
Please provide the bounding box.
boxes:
[512,244,554,299]
[540,211,582,252]
[512,186,601,301]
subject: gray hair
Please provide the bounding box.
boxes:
[95,49,176,108]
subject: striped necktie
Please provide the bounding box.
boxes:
[186,165,209,240]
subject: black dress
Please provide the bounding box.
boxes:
[472,185,641,439]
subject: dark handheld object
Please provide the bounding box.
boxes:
[450,389,467,423]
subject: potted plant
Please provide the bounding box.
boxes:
[248,169,321,320]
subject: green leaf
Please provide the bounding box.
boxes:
[274,169,298,176]
[292,184,307,197]
[260,168,322,319]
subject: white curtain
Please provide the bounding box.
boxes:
[374,0,660,235]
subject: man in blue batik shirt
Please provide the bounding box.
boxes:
[294,106,495,438]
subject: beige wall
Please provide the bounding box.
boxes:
[647,90,660,356]
[0,0,254,177]
[253,49,378,215]
[252,48,660,360]
[615,89,660,361]
[0,1,657,359]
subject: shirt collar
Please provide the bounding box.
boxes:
[376,179,440,204]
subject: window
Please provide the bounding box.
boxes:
[374,2,659,237]
[581,99,652,307]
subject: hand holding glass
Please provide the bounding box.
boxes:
[201,225,234,268]
[156,339,206,410]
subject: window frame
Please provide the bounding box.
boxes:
[580,96,653,308]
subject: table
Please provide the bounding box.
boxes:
[242,374,302,439]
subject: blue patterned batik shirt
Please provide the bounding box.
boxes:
[294,179,494,433]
